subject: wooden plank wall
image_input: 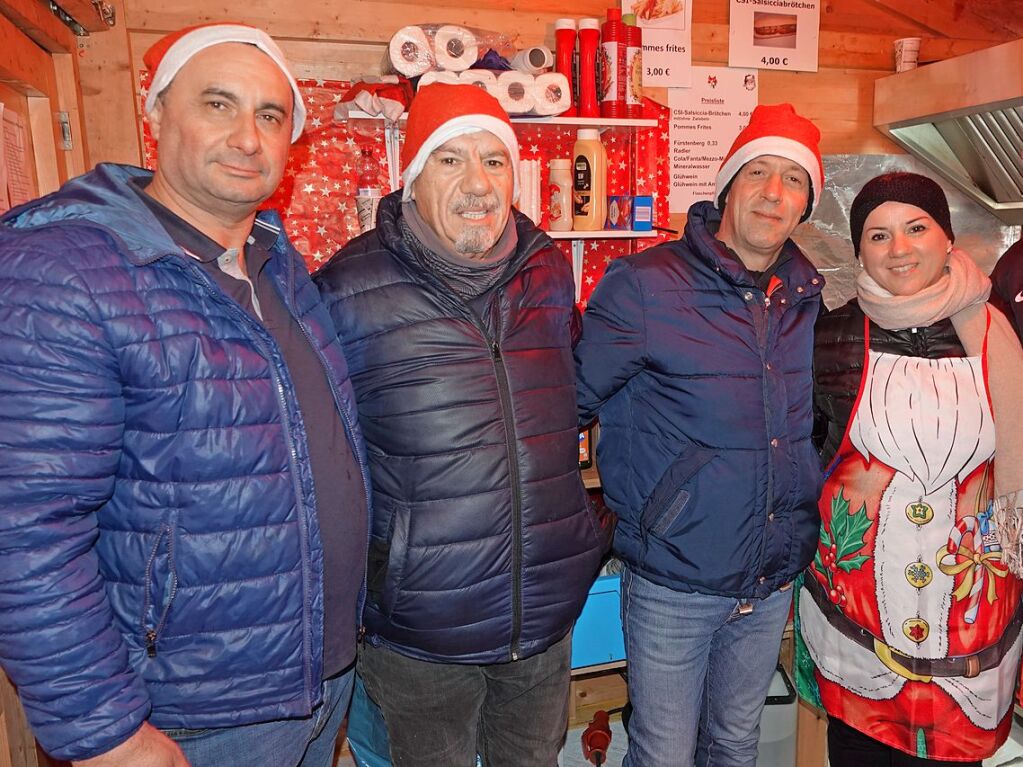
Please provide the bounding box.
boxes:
[75,0,1008,171]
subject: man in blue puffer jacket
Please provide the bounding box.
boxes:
[315,84,605,767]
[575,104,825,767]
[0,24,369,767]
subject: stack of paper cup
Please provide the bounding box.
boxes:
[894,37,920,72]
[356,191,382,233]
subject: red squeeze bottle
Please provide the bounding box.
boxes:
[577,17,601,118]
[623,13,644,119]
[600,8,626,118]
[554,18,577,117]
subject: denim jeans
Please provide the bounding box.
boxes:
[358,632,571,767]
[621,567,792,767]
[164,667,355,767]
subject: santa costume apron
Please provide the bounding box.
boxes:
[798,315,1023,761]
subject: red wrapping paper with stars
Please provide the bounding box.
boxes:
[139,73,671,307]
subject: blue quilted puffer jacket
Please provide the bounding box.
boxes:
[576,201,824,600]
[315,192,604,664]
[0,164,371,760]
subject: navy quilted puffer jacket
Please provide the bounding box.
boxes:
[315,192,604,664]
[0,164,371,760]
[576,201,824,599]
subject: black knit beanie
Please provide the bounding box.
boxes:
[849,172,954,258]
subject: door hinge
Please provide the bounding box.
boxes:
[57,112,73,150]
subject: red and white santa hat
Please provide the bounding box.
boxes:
[400,83,520,202]
[143,22,307,143]
[715,103,823,221]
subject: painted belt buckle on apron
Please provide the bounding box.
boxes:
[872,638,932,683]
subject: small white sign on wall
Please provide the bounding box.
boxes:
[669,66,759,215]
[623,0,694,88]
[727,0,821,73]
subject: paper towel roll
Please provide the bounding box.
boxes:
[388,26,435,77]
[511,46,554,75]
[459,69,499,96]
[433,25,479,71]
[496,70,536,115]
[532,72,572,116]
[417,70,460,88]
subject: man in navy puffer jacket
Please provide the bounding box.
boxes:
[0,24,369,767]
[315,84,605,767]
[575,104,825,767]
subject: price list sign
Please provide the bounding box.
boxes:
[623,0,694,88]
[727,0,820,73]
[668,66,758,214]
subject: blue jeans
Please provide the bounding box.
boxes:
[621,568,791,767]
[165,668,355,767]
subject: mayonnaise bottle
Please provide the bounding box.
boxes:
[572,129,608,231]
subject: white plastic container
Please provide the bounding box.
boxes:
[548,158,574,232]
[756,666,797,767]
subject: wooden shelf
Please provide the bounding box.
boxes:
[549,229,658,240]
[345,110,657,128]
[514,115,658,128]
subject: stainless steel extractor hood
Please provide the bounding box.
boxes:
[874,38,1023,225]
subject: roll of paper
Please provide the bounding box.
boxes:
[532,72,572,116]
[388,26,435,77]
[496,70,536,115]
[433,25,479,71]
[510,46,554,75]
[418,70,460,88]
[459,69,499,96]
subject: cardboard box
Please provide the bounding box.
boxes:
[606,194,653,231]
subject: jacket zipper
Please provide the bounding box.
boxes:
[751,280,816,593]
[754,289,775,594]
[178,254,319,709]
[472,294,524,661]
[141,524,178,657]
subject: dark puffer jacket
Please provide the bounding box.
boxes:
[0,164,370,761]
[314,192,604,664]
[813,298,965,465]
[576,201,824,599]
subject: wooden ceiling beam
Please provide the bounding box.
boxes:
[966,3,1023,39]
[0,0,76,52]
[866,0,1012,40]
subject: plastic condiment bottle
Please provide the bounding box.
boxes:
[547,158,574,232]
[600,8,626,118]
[577,18,601,118]
[623,13,644,119]
[572,129,608,231]
[554,19,577,117]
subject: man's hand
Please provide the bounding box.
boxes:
[72,723,190,767]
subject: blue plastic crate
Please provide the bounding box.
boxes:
[571,573,626,669]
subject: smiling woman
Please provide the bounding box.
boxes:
[799,171,1023,767]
